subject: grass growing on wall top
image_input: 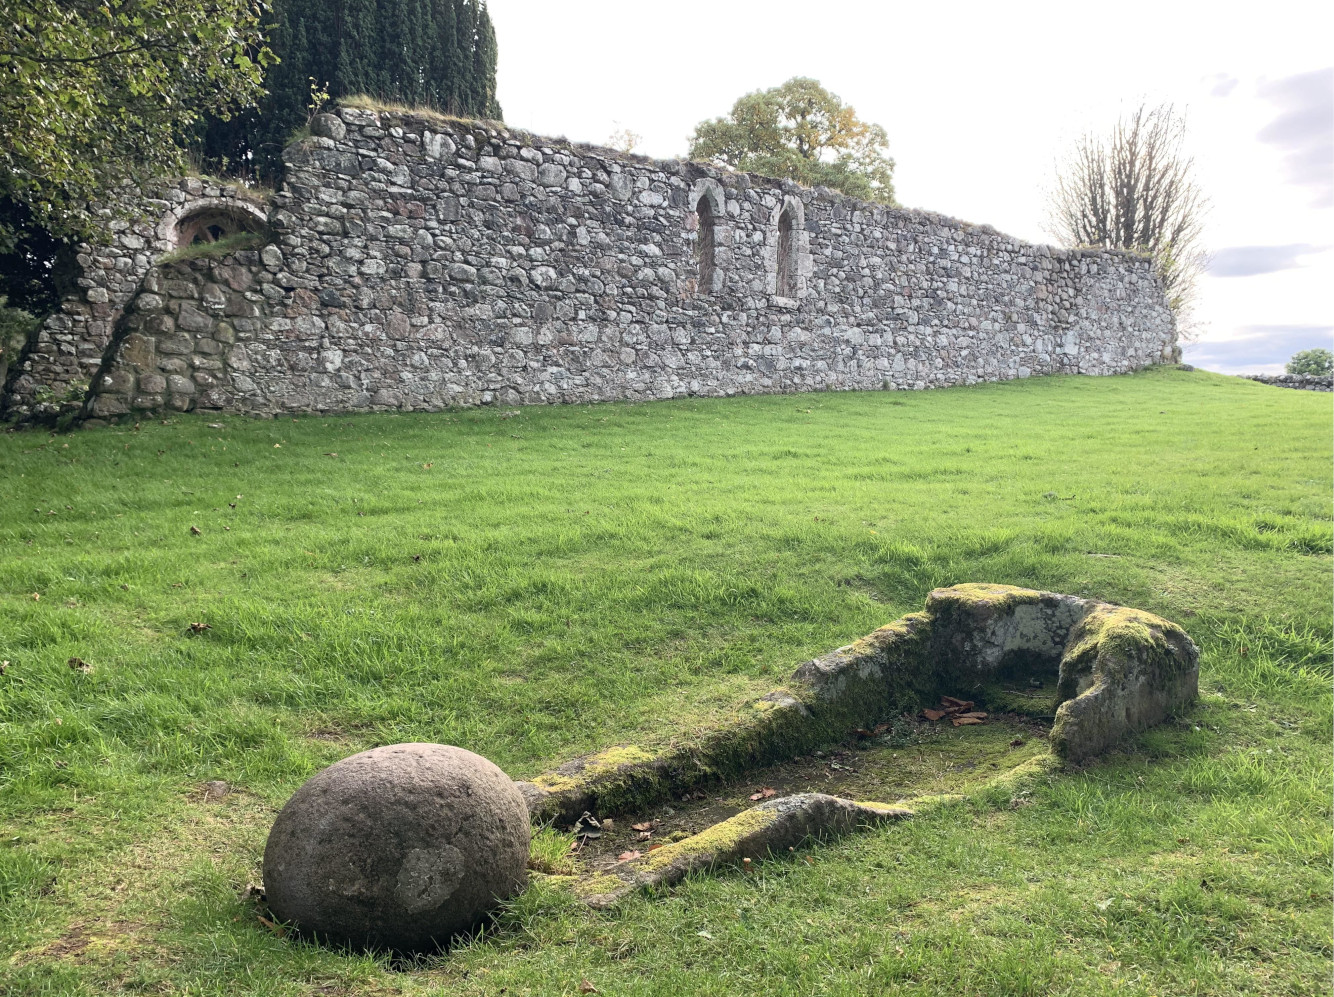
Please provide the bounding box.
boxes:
[0,366,1329,995]
[157,231,268,264]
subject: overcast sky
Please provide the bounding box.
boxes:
[488,0,1332,375]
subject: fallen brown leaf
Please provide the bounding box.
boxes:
[631,821,656,832]
[0,661,7,675]
[256,915,287,937]
[637,831,652,841]
[189,525,202,536]
[648,843,664,852]
[749,787,777,801]
[30,592,40,601]
[577,981,598,995]
[67,657,92,673]
[188,622,211,633]
[616,850,642,862]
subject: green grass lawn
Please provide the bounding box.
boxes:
[1,367,1329,996]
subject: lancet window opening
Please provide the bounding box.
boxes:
[694,195,717,295]
[776,207,796,298]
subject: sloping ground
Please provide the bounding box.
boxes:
[0,367,1329,995]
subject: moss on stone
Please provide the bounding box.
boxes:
[570,873,628,899]
[639,806,779,873]
[1063,605,1181,666]
[531,745,657,795]
[1051,604,1199,763]
[524,586,1194,823]
[853,800,916,815]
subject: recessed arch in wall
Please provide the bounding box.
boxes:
[767,195,810,302]
[158,197,270,249]
[686,178,727,297]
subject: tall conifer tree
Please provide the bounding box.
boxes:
[199,0,500,182]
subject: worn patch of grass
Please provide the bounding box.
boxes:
[0,367,1329,994]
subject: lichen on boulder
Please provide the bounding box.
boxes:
[263,743,530,952]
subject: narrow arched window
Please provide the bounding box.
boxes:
[695,196,716,295]
[776,207,796,297]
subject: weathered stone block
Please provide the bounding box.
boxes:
[177,303,214,333]
[538,163,567,187]
[90,393,130,417]
[157,336,195,355]
[309,112,346,141]
[120,332,156,370]
[99,368,135,394]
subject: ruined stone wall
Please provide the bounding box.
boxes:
[1,181,268,421]
[3,105,1178,423]
[1240,373,1332,392]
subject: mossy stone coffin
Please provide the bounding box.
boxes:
[518,584,1199,823]
[263,743,529,952]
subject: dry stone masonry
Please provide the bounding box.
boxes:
[1240,373,1332,392]
[3,105,1178,423]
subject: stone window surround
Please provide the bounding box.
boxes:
[686,178,727,297]
[765,194,810,307]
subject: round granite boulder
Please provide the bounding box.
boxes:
[263,743,530,951]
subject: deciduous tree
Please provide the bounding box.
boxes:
[0,0,272,247]
[689,78,896,205]
[1047,103,1209,319]
[1286,348,1332,376]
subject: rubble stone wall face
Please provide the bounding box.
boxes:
[1240,373,1332,392]
[3,106,1178,422]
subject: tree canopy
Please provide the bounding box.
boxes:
[0,0,272,248]
[199,0,501,182]
[688,78,896,205]
[1286,348,1332,377]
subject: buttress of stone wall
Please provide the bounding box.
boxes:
[20,105,1178,424]
[1,180,269,422]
